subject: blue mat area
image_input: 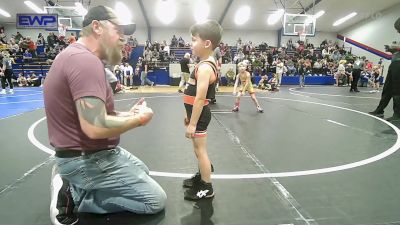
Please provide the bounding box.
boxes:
[0,87,44,119]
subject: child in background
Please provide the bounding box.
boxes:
[232,62,264,112]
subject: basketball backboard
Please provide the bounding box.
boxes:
[44,6,83,31]
[283,13,316,36]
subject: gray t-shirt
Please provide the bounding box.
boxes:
[43,43,119,150]
[213,47,221,61]
[105,68,118,83]
[353,60,364,70]
[2,57,12,69]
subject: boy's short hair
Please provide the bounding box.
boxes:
[238,62,247,67]
[190,20,222,50]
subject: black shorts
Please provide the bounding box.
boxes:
[184,104,211,136]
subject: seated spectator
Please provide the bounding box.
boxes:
[27,73,39,86]
[286,59,296,75]
[320,39,328,48]
[269,73,279,91]
[68,33,76,44]
[258,74,269,90]
[313,60,322,75]
[344,63,353,86]
[23,49,32,62]
[17,73,28,87]
[26,36,37,57]
[334,60,346,86]
[10,39,19,55]
[233,49,244,63]
[163,44,170,56]
[225,67,235,86]
[360,70,372,87]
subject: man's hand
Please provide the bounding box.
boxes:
[129,98,145,116]
[136,101,153,126]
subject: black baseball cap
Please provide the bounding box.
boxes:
[82,5,136,35]
[395,17,400,32]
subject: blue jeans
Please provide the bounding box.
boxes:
[55,146,166,214]
[141,71,153,86]
[299,74,305,86]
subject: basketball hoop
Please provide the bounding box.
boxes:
[58,24,67,41]
[298,31,306,42]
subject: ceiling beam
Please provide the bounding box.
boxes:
[301,0,323,14]
[138,0,151,41]
[218,0,234,25]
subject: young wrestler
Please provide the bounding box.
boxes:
[371,65,381,92]
[182,20,222,200]
[232,62,264,112]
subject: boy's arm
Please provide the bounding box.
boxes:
[233,74,239,93]
[186,64,213,138]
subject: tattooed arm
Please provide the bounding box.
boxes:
[75,97,152,139]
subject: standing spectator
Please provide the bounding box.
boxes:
[351,56,364,92]
[123,43,132,61]
[171,35,177,47]
[127,36,134,46]
[105,67,119,94]
[178,52,191,93]
[371,65,382,92]
[113,63,123,84]
[178,36,185,47]
[212,45,222,95]
[0,51,15,94]
[369,17,400,121]
[345,63,353,86]
[275,59,284,86]
[26,36,37,57]
[14,32,23,43]
[47,32,56,48]
[140,59,154,86]
[298,62,306,87]
[0,28,6,44]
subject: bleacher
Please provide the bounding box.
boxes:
[12,55,51,78]
[169,46,191,61]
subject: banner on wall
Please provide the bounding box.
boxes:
[16,14,58,29]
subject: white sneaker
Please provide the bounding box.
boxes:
[50,165,78,225]
[0,89,6,94]
[8,89,13,94]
